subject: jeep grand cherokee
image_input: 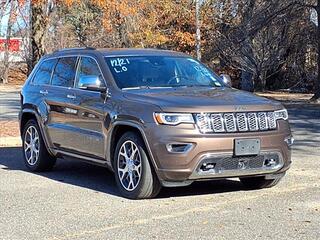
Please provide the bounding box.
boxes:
[19,48,293,199]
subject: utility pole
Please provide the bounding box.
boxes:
[195,0,201,61]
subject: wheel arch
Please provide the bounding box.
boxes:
[20,109,54,156]
[107,121,159,173]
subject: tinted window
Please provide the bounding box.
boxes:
[76,57,104,88]
[52,57,78,87]
[32,59,57,85]
[105,56,223,89]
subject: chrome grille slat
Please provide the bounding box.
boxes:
[247,113,259,131]
[224,113,237,132]
[195,111,277,133]
[195,114,212,133]
[257,112,268,130]
[236,113,248,132]
[211,114,224,132]
[267,112,277,129]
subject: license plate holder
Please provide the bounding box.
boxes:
[234,139,260,156]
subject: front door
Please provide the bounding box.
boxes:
[63,56,107,159]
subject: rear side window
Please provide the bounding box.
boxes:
[51,57,78,87]
[32,59,57,85]
[76,57,104,88]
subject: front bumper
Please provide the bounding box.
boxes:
[143,121,292,185]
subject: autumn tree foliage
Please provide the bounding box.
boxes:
[2,0,319,100]
[58,0,196,53]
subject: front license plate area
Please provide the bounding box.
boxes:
[234,139,260,156]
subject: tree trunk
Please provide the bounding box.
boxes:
[29,2,49,75]
[240,71,254,92]
[2,2,14,84]
[256,70,267,91]
[195,0,201,60]
[311,1,320,101]
[239,0,256,92]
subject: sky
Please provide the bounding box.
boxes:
[0,1,29,37]
[0,5,10,36]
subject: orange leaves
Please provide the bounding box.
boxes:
[54,0,197,51]
[128,0,196,51]
[174,31,195,48]
[82,0,139,32]
[63,0,79,7]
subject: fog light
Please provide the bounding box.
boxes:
[166,143,193,153]
[285,136,294,147]
[264,158,277,167]
[200,163,216,172]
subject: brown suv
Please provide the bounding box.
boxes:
[19,48,293,199]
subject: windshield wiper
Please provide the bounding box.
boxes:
[171,84,214,88]
[122,86,174,90]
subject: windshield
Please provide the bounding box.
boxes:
[105,56,224,89]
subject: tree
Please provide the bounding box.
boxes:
[201,0,316,92]
[309,0,320,101]
[0,0,16,84]
[29,0,54,73]
[131,0,196,53]
[295,0,319,101]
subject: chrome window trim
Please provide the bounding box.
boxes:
[34,54,108,90]
[30,58,58,86]
[74,56,107,89]
[49,55,79,88]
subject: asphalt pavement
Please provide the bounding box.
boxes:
[0,99,319,239]
[0,89,20,121]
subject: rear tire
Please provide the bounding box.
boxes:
[22,119,56,172]
[240,176,283,189]
[113,131,161,199]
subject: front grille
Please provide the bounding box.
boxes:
[196,153,282,175]
[195,111,277,133]
[219,155,265,170]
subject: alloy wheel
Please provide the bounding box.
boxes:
[24,126,40,166]
[117,140,142,191]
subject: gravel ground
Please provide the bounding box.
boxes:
[0,97,319,240]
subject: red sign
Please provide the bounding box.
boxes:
[0,39,21,52]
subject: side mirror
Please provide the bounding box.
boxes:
[220,74,232,87]
[78,75,106,92]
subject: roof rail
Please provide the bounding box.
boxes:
[54,47,96,53]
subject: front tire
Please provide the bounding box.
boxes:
[22,119,56,171]
[114,131,161,199]
[240,176,283,189]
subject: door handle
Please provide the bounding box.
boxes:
[67,94,76,100]
[40,90,48,95]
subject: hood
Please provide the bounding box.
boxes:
[123,87,283,113]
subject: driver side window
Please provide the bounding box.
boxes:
[76,57,105,88]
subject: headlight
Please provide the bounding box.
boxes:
[274,109,288,121]
[154,113,194,125]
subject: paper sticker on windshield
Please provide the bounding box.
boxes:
[194,66,211,77]
[110,58,130,73]
[194,65,222,86]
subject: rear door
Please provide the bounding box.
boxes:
[45,56,80,151]
[26,59,57,145]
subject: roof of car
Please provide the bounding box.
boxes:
[49,47,189,58]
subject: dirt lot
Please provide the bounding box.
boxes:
[0,90,319,239]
